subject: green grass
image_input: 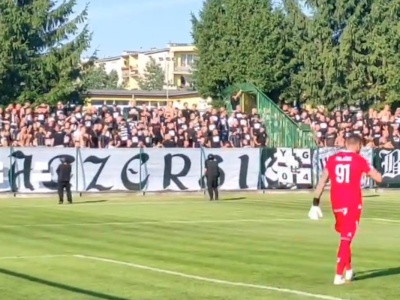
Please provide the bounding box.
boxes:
[0,192,399,300]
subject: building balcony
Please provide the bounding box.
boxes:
[130,69,139,77]
[174,66,192,73]
[122,69,129,77]
[129,65,138,71]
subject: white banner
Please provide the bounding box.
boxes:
[312,147,373,188]
[144,148,201,191]
[0,147,374,193]
[201,148,260,190]
[0,147,260,193]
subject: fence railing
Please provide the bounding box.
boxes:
[223,82,316,148]
[0,146,397,193]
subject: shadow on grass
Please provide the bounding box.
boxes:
[74,200,108,205]
[0,267,129,300]
[355,267,400,281]
[223,197,247,201]
[364,195,380,198]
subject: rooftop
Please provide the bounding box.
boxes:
[87,89,199,97]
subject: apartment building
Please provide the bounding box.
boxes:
[94,56,124,86]
[170,43,196,88]
[96,43,197,90]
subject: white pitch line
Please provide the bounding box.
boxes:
[0,218,309,229]
[0,199,264,208]
[0,254,71,260]
[75,255,347,300]
[365,217,400,224]
[0,201,207,209]
[0,217,397,229]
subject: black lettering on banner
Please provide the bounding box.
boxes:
[121,153,150,191]
[375,148,400,188]
[84,156,112,191]
[238,155,249,189]
[199,155,225,188]
[163,154,191,190]
[262,147,313,189]
[9,150,34,191]
[319,157,327,171]
[259,147,278,189]
[42,154,76,190]
[313,148,338,186]
[291,148,313,188]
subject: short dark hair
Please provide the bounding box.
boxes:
[345,134,362,145]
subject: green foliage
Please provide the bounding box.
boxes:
[138,57,165,91]
[211,99,225,109]
[299,0,400,109]
[0,0,91,105]
[81,63,120,90]
[192,0,301,102]
[193,0,400,109]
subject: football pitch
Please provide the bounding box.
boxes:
[0,192,399,300]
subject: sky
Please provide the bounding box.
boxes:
[76,0,203,58]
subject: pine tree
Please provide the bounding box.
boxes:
[279,0,310,104]
[302,0,400,108]
[0,0,91,105]
[138,58,165,91]
[191,0,300,101]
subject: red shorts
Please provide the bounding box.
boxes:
[333,205,362,241]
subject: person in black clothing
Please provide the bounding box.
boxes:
[52,125,65,147]
[204,154,220,201]
[162,134,177,147]
[56,157,72,204]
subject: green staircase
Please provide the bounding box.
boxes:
[223,83,316,148]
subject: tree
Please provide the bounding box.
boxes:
[80,63,120,90]
[301,0,400,109]
[191,0,301,101]
[138,58,165,91]
[0,0,91,105]
[278,0,310,104]
[192,0,400,108]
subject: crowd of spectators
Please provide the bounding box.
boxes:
[283,103,400,148]
[0,101,268,148]
[3,99,397,149]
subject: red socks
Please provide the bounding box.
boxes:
[345,246,352,270]
[336,239,351,275]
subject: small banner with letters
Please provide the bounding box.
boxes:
[374,148,400,188]
[312,147,374,188]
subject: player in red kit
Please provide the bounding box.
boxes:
[308,135,382,285]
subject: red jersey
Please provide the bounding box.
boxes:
[326,151,371,209]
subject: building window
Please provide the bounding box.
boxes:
[114,100,129,106]
[187,55,194,66]
[91,100,105,107]
[178,54,195,67]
